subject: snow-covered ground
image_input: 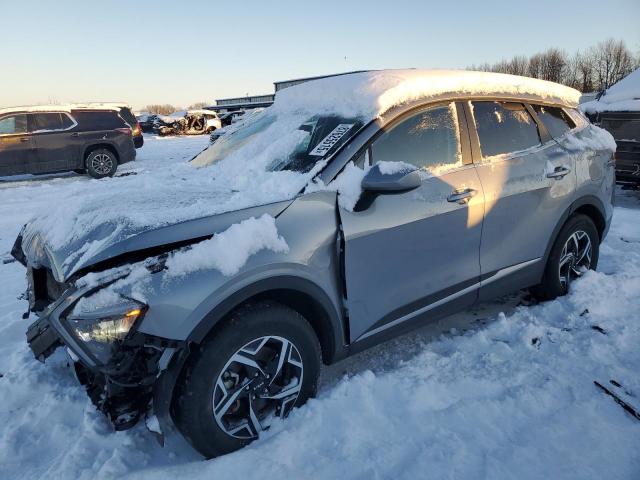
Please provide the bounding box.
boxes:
[0,135,639,479]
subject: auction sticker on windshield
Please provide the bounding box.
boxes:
[309,124,354,156]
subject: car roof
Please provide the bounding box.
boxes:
[0,102,131,115]
[271,69,581,121]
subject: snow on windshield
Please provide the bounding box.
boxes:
[24,69,581,256]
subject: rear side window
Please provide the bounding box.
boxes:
[29,112,66,132]
[0,114,27,134]
[471,101,541,158]
[72,110,127,131]
[532,105,575,138]
[60,113,74,129]
[118,107,137,128]
[565,108,589,129]
[371,103,462,174]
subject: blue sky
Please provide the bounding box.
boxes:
[1,0,638,110]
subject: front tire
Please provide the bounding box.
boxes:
[174,302,321,458]
[531,214,599,301]
[86,149,118,178]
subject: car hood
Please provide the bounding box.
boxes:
[18,196,293,283]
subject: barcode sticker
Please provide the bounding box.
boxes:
[309,124,354,156]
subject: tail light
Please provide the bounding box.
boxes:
[116,127,132,136]
[132,122,141,136]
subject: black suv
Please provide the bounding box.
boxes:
[0,107,136,179]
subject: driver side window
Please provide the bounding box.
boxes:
[370,103,462,175]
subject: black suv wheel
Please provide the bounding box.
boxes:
[531,214,599,300]
[86,148,118,178]
[174,302,321,458]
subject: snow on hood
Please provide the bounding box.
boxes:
[580,68,640,114]
[22,69,581,278]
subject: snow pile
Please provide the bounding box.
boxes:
[165,214,288,277]
[376,160,415,175]
[561,125,618,152]
[580,68,640,113]
[274,69,580,119]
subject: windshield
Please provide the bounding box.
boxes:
[192,112,362,173]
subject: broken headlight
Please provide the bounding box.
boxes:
[66,301,147,363]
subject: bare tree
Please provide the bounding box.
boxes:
[466,38,636,92]
[527,53,543,79]
[187,101,210,110]
[590,38,635,91]
[145,104,178,115]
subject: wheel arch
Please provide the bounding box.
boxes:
[84,143,120,165]
[187,275,345,366]
[543,195,607,267]
[571,196,607,240]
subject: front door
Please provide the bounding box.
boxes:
[339,103,485,342]
[0,113,33,176]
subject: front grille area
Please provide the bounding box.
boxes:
[29,267,68,312]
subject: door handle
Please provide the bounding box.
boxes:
[19,137,29,143]
[447,188,476,204]
[546,166,571,179]
[70,132,79,137]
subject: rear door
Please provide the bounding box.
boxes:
[28,112,78,173]
[466,101,577,299]
[340,102,485,342]
[0,113,33,176]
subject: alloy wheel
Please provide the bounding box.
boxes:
[91,153,113,175]
[558,230,592,291]
[213,335,304,440]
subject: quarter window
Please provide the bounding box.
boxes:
[532,104,575,138]
[0,114,27,135]
[370,103,462,174]
[471,101,541,158]
[60,113,75,129]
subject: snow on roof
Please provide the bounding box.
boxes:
[271,69,581,119]
[186,109,219,116]
[580,68,640,114]
[0,102,131,115]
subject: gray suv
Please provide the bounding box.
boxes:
[12,71,615,458]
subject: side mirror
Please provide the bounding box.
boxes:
[361,163,421,193]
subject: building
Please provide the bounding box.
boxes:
[209,70,374,113]
[206,94,275,113]
[273,70,371,92]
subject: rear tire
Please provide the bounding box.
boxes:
[86,148,118,178]
[173,302,321,459]
[531,214,599,301]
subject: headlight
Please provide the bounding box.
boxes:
[66,300,147,362]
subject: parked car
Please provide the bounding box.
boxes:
[13,70,615,459]
[209,108,265,144]
[136,113,157,133]
[0,106,136,178]
[581,68,640,185]
[219,110,246,128]
[153,110,222,137]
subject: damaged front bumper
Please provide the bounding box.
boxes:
[24,281,183,433]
